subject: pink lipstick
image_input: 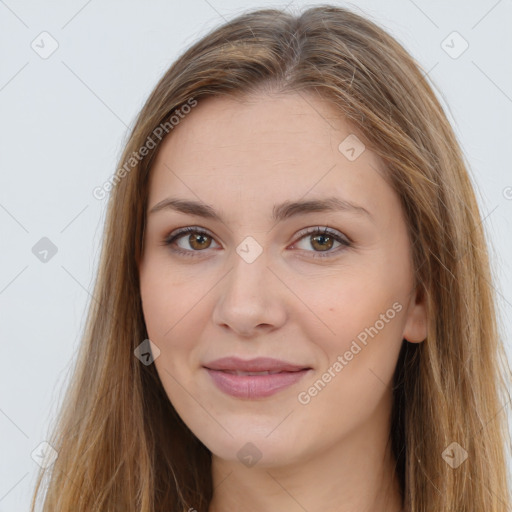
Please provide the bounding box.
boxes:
[203,356,311,399]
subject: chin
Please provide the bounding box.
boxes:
[199,427,305,469]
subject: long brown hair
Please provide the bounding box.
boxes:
[31,5,512,511]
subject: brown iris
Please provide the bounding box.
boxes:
[189,233,212,250]
[310,233,334,251]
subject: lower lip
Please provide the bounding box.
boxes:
[204,368,311,399]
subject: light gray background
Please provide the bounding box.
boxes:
[1,0,511,509]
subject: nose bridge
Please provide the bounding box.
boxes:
[231,241,268,293]
[223,242,271,309]
[212,240,287,335]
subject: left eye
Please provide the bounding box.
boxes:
[290,226,351,257]
[162,226,351,257]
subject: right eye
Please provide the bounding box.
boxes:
[162,226,221,256]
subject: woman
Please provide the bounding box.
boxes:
[31,5,511,511]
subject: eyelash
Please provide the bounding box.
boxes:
[161,226,352,259]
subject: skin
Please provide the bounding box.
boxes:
[139,91,428,512]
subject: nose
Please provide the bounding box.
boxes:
[212,247,288,338]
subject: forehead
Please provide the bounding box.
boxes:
[147,92,392,218]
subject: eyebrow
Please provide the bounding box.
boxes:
[148,196,373,223]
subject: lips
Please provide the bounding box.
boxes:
[203,357,312,399]
[220,369,284,376]
[203,356,310,373]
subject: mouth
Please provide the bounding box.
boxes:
[203,364,312,399]
[203,356,311,373]
[202,356,312,399]
[211,369,303,376]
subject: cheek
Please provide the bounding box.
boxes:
[140,255,198,341]
[139,268,202,412]
[291,257,409,406]
[295,265,405,344]
[293,284,405,445]
[139,261,209,379]
[140,267,169,342]
[140,269,186,379]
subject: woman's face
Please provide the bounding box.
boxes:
[139,92,427,467]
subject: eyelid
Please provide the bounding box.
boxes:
[292,225,352,245]
[162,226,220,250]
[289,226,352,258]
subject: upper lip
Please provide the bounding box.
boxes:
[203,356,311,373]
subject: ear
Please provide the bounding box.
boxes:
[402,285,428,343]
